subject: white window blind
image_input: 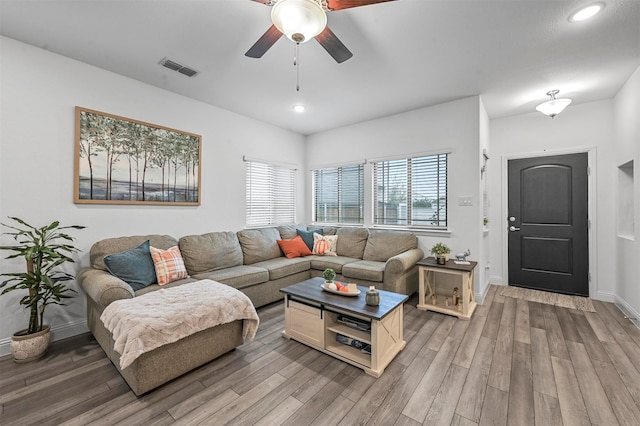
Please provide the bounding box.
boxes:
[373,153,447,228]
[245,160,296,227]
[313,164,364,224]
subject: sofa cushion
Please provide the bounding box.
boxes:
[342,260,385,282]
[135,276,198,296]
[297,228,322,250]
[192,265,269,290]
[150,246,189,285]
[237,228,282,265]
[310,255,359,273]
[336,228,369,259]
[103,240,157,291]
[308,226,337,236]
[90,234,178,271]
[363,230,418,262]
[277,225,299,240]
[313,233,338,256]
[277,236,312,258]
[252,257,311,281]
[179,232,243,274]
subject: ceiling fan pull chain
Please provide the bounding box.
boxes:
[295,42,300,91]
[293,43,297,66]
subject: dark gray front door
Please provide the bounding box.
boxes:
[507,153,589,296]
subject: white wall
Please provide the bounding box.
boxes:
[489,100,616,301]
[0,37,306,354]
[479,98,491,295]
[306,96,487,296]
[614,65,640,322]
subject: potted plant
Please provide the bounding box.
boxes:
[0,217,85,362]
[430,242,450,265]
[323,268,336,283]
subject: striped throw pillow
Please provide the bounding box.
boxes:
[150,245,189,285]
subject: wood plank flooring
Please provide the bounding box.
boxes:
[2,285,640,425]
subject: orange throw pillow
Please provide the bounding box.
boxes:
[277,236,313,259]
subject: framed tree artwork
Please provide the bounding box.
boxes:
[74,107,202,205]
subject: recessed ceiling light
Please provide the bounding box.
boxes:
[292,105,306,113]
[569,3,604,22]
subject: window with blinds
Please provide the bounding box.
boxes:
[313,164,364,224]
[245,160,296,227]
[373,153,448,228]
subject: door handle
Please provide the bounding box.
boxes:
[509,226,521,232]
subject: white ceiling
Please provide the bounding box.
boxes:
[1,0,639,135]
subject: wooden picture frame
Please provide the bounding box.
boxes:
[74,107,201,205]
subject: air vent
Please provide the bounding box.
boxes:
[159,57,199,77]
[178,67,198,77]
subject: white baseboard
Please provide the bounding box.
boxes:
[0,320,89,357]
[489,275,504,286]
[614,296,640,330]
[476,277,503,304]
[594,289,615,303]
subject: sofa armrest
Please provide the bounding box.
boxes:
[383,248,425,294]
[385,248,425,274]
[77,267,134,309]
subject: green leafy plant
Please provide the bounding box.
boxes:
[0,217,85,335]
[323,268,336,282]
[430,242,451,257]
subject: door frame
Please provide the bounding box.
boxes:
[501,146,597,297]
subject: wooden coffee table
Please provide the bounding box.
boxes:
[280,277,408,377]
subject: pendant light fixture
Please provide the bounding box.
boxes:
[536,90,572,118]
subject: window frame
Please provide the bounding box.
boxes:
[312,162,365,226]
[371,152,449,230]
[245,158,297,228]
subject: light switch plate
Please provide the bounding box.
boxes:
[458,196,473,206]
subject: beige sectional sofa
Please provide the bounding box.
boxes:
[78,226,424,395]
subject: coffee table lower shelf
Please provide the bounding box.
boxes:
[281,292,406,378]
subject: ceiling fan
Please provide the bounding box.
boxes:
[245,0,396,64]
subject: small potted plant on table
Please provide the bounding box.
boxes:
[323,268,336,284]
[430,242,451,265]
[0,217,85,362]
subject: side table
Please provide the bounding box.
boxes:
[416,257,478,320]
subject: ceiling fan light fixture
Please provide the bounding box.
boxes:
[271,0,327,44]
[536,90,572,118]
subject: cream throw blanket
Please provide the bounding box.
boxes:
[100,279,260,369]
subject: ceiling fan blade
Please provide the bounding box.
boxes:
[326,0,396,11]
[245,25,283,58]
[315,26,353,63]
[249,0,272,4]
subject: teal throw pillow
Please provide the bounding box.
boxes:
[297,228,323,251]
[104,240,157,291]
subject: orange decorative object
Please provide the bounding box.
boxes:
[339,286,350,292]
[277,236,312,258]
[314,239,330,254]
